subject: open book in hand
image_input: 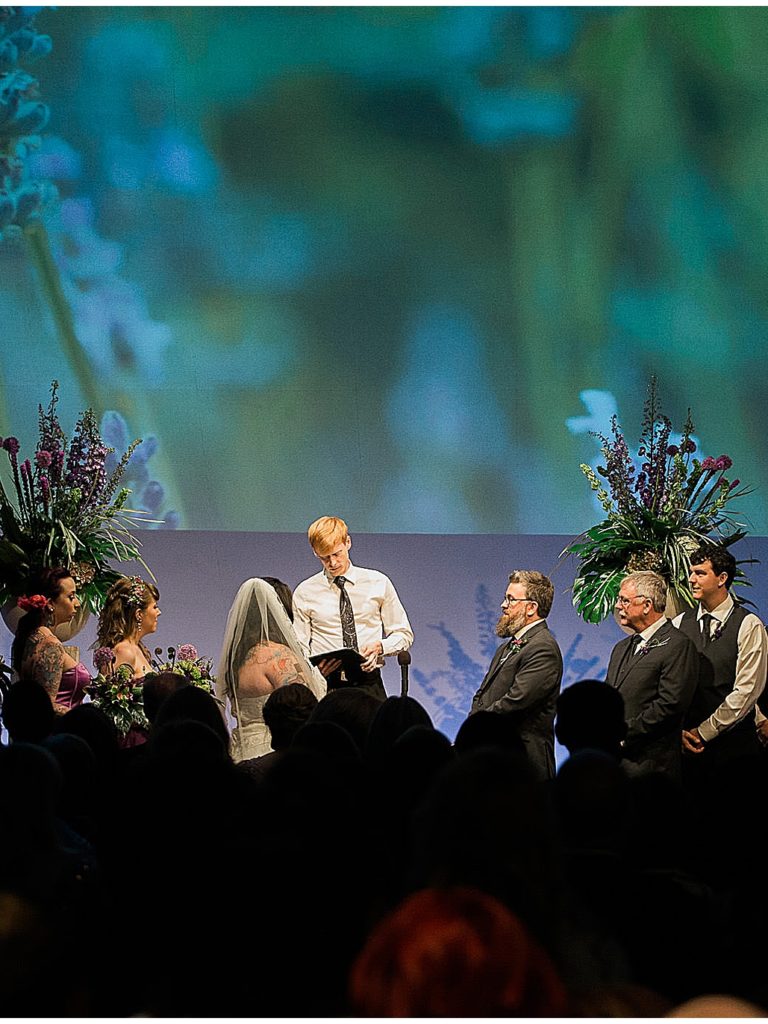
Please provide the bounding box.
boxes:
[309,648,366,672]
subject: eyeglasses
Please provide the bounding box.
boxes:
[615,595,647,607]
[502,595,537,607]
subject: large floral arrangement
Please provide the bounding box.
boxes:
[88,655,149,737]
[146,644,216,694]
[0,381,150,613]
[565,377,753,623]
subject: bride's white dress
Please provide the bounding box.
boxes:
[232,693,272,759]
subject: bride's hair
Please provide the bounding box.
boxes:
[259,577,294,621]
[95,576,160,654]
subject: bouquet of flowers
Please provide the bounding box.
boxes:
[147,644,216,694]
[88,648,149,736]
[0,380,151,613]
[564,377,753,623]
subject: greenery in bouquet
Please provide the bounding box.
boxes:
[564,377,754,623]
[147,644,216,694]
[88,651,149,737]
[0,380,152,613]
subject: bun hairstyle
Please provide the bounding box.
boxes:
[95,576,160,654]
[11,567,73,671]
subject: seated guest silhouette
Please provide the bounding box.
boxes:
[555,679,627,760]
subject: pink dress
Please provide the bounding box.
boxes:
[56,662,90,711]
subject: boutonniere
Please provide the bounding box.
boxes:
[500,637,527,664]
[637,636,671,657]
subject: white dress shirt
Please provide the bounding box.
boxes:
[673,593,767,742]
[634,615,669,650]
[293,560,414,662]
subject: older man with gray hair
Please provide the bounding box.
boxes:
[605,570,699,778]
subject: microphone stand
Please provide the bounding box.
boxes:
[397,650,411,697]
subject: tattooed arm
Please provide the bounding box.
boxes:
[29,639,67,713]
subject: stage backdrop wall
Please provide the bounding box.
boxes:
[4,531,766,759]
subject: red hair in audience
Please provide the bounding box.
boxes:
[349,886,568,1017]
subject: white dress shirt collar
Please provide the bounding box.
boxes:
[697,590,733,623]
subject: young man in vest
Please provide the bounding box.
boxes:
[674,543,767,781]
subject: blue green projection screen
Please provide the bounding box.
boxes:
[2,6,767,535]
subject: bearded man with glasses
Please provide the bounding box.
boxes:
[469,570,563,780]
[605,571,698,778]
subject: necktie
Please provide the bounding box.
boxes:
[498,637,519,666]
[700,613,714,644]
[334,576,359,651]
[618,634,642,678]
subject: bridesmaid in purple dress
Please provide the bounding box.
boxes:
[11,568,89,714]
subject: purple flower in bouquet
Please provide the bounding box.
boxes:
[94,646,116,672]
[568,376,753,625]
[0,380,149,615]
[177,644,198,662]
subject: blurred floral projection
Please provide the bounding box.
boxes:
[2,5,768,540]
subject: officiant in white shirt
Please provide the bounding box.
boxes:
[293,516,414,701]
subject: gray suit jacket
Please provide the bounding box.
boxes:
[605,619,698,777]
[470,621,563,780]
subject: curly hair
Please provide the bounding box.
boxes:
[95,576,160,656]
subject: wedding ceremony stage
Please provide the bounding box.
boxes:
[4,8,768,1018]
[3,5,768,744]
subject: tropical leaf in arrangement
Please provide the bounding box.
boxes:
[564,377,756,623]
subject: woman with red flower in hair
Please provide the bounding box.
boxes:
[11,568,88,714]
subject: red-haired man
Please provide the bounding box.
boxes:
[293,516,413,701]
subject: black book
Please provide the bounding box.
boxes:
[309,648,365,672]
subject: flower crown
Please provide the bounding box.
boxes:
[17,593,49,611]
[124,575,147,608]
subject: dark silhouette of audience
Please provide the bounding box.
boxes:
[555,678,627,759]
[1,668,767,1018]
[1,678,56,743]
[141,670,190,723]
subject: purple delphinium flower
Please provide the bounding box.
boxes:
[600,417,636,516]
